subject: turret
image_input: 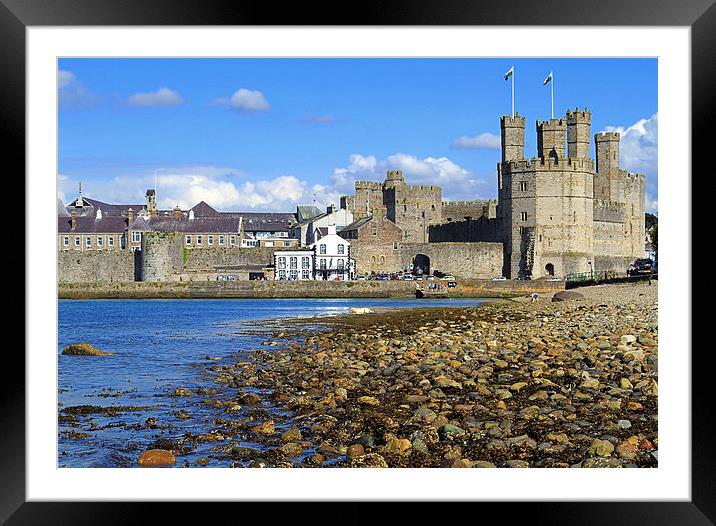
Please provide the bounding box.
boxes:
[383,170,405,189]
[146,189,157,218]
[500,114,526,162]
[594,132,620,174]
[536,118,566,160]
[566,109,591,159]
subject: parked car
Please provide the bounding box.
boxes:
[629,258,654,276]
[402,275,413,281]
[440,275,455,280]
[426,275,436,280]
[492,276,507,281]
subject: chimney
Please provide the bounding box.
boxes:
[188,209,195,220]
[327,203,336,215]
[173,206,182,218]
[127,207,134,226]
[327,224,337,236]
[71,209,77,229]
[96,208,102,220]
[371,206,387,219]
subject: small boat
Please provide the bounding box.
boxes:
[415,287,449,298]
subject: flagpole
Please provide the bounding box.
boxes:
[511,70,515,118]
[550,72,554,119]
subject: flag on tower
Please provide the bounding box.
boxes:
[504,66,514,81]
[543,71,553,85]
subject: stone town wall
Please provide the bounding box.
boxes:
[59,278,564,299]
[400,242,504,279]
[183,246,279,271]
[428,217,502,243]
[58,249,136,283]
[441,200,491,222]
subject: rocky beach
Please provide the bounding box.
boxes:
[126,281,657,468]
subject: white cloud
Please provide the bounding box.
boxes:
[57,166,340,212]
[330,153,490,201]
[604,113,658,176]
[127,87,184,107]
[58,69,98,109]
[451,132,501,150]
[215,88,270,111]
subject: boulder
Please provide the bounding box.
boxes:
[551,291,585,302]
[137,449,176,467]
[61,343,112,356]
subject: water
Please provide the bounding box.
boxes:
[58,297,487,467]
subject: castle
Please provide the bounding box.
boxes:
[58,107,647,283]
[339,108,645,279]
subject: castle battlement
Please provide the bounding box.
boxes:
[501,156,596,173]
[595,131,620,141]
[354,181,383,190]
[500,114,526,126]
[566,108,591,121]
[537,118,566,128]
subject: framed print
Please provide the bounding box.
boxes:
[7,0,709,523]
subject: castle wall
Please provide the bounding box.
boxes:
[386,184,442,243]
[428,216,502,243]
[441,200,494,222]
[352,182,384,220]
[400,242,503,279]
[183,246,279,272]
[58,249,136,283]
[140,232,184,282]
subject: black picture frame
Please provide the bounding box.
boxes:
[7,0,707,523]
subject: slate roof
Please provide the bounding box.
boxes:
[135,216,243,234]
[296,205,322,222]
[67,196,146,217]
[341,216,373,232]
[240,212,295,232]
[58,198,70,217]
[190,201,221,217]
[58,216,129,234]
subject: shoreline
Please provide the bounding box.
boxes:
[168,282,658,468]
[57,279,565,300]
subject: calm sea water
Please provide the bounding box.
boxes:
[58,297,486,467]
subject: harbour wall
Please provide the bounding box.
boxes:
[58,279,564,299]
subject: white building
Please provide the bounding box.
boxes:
[274,249,314,281]
[273,225,354,281]
[290,204,353,246]
[311,225,354,281]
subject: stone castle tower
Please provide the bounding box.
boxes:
[349,170,442,243]
[497,108,645,279]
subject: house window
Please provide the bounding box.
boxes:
[278,270,286,279]
[337,244,344,255]
[63,236,69,247]
[230,235,236,246]
[97,236,103,248]
[372,227,378,236]
[302,257,310,269]
[290,257,297,269]
[85,237,91,248]
[521,212,528,221]
[208,235,213,246]
[197,235,203,245]
[320,259,327,269]
[278,257,286,269]
[283,241,291,247]
[302,270,310,280]
[337,259,344,270]
[108,236,114,247]
[393,241,399,250]
[132,231,141,243]
[219,235,225,245]
[320,244,326,254]
[185,235,192,245]
[289,270,298,280]
[75,236,80,247]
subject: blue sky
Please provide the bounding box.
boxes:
[58,58,658,213]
